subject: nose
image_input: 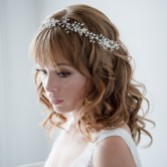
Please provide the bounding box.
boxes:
[42,73,59,93]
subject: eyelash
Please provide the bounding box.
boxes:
[57,72,71,77]
[36,69,71,78]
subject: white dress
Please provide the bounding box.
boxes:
[44,128,142,167]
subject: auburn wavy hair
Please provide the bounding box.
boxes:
[30,4,153,144]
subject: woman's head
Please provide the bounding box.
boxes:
[30,4,152,144]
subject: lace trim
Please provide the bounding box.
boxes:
[69,144,94,167]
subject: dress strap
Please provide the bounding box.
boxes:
[95,128,142,167]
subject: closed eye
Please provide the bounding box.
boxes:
[35,68,71,78]
[57,72,71,78]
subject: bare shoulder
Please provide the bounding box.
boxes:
[93,135,136,167]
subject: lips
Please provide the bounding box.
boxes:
[49,98,63,105]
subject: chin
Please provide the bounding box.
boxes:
[53,106,77,115]
[53,106,69,114]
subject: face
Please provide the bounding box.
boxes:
[36,57,87,115]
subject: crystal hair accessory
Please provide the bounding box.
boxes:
[39,18,119,52]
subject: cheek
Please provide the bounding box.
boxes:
[66,79,87,100]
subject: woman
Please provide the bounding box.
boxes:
[30,4,153,167]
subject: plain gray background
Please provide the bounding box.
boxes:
[0,0,167,166]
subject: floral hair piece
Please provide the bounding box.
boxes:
[39,18,119,52]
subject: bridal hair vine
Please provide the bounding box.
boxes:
[39,18,120,52]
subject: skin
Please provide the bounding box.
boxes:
[93,131,136,167]
[37,57,87,118]
[37,56,136,167]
